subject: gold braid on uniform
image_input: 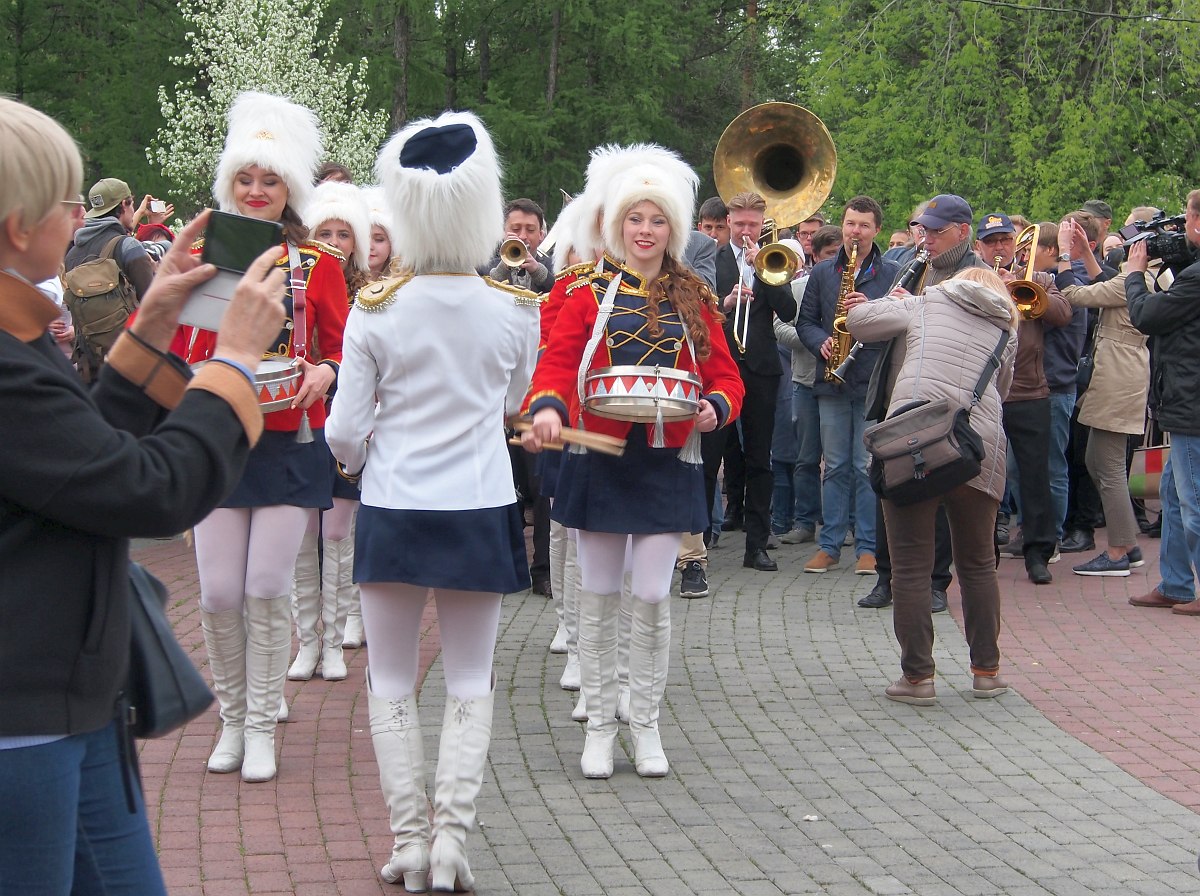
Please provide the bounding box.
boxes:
[645,255,721,362]
[355,271,414,312]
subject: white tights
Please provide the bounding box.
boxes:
[575,531,681,604]
[305,497,357,542]
[360,583,501,701]
[194,506,310,611]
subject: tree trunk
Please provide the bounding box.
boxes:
[546,7,560,110]
[743,0,757,108]
[444,8,458,109]
[392,5,410,128]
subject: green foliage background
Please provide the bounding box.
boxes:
[5,0,1200,229]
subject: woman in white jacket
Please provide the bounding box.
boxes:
[846,268,1017,705]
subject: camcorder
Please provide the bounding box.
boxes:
[1119,211,1195,272]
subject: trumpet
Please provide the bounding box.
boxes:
[1007,224,1048,319]
[500,237,529,268]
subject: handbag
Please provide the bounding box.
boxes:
[1129,429,1170,500]
[1075,309,1100,390]
[126,562,214,738]
[864,329,1009,507]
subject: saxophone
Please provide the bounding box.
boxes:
[825,240,858,382]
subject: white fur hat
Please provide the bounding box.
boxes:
[213,91,323,216]
[304,181,372,270]
[375,111,502,273]
[359,185,400,256]
[544,198,588,274]
[602,157,698,264]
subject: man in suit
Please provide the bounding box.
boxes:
[701,191,798,571]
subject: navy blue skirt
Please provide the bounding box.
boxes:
[355,504,531,594]
[223,429,334,510]
[536,448,563,500]
[552,425,708,535]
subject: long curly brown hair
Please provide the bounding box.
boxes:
[642,255,725,361]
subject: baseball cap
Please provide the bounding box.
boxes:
[85,178,133,218]
[1082,199,1113,220]
[914,194,973,229]
[976,212,1015,240]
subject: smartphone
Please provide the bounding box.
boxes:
[150,199,167,214]
[201,211,283,273]
[180,211,284,330]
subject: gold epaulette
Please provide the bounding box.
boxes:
[565,276,595,295]
[191,237,205,251]
[302,239,345,262]
[484,277,544,307]
[355,271,414,313]
[556,261,594,281]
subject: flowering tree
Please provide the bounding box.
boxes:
[149,0,389,208]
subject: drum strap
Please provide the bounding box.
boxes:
[573,274,623,452]
[287,242,314,443]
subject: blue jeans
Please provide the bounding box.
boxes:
[817,394,875,557]
[0,720,166,895]
[1159,445,1199,601]
[771,366,799,534]
[792,383,822,531]
[1048,388,1075,540]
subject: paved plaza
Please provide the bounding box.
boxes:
[135,530,1200,895]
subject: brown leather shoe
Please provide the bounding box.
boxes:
[855,553,877,575]
[803,550,839,573]
[1172,600,1200,615]
[1129,588,1185,609]
[885,677,936,705]
[972,674,1010,698]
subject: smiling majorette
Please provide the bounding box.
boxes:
[522,151,744,780]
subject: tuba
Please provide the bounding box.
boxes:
[1007,224,1048,319]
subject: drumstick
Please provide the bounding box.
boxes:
[509,420,626,456]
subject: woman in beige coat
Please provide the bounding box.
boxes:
[847,269,1017,705]
[1056,244,1151,577]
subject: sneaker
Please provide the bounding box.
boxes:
[999,532,1024,558]
[855,553,876,575]
[857,583,892,608]
[844,527,855,547]
[679,561,709,598]
[780,526,815,544]
[1127,546,1145,568]
[1072,552,1131,577]
[972,673,1010,698]
[1049,545,1061,564]
[765,533,781,550]
[804,550,839,573]
[885,677,936,705]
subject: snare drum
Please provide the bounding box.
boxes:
[584,365,702,422]
[192,357,301,413]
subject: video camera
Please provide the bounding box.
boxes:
[1119,211,1195,272]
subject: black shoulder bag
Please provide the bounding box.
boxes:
[863,328,1009,507]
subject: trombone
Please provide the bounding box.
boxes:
[732,219,802,355]
[1007,224,1048,319]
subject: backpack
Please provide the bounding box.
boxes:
[62,236,139,382]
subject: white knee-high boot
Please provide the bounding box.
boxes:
[243,595,291,782]
[548,520,568,653]
[616,572,633,723]
[367,673,431,892]
[287,532,322,680]
[558,534,581,691]
[320,535,352,681]
[343,513,365,648]
[429,686,495,892]
[577,589,620,778]
[201,608,247,773]
[628,597,671,777]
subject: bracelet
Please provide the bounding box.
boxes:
[207,357,256,389]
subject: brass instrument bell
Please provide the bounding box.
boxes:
[500,237,529,267]
[1007,224,1048,319]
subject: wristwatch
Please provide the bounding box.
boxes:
[1057,252,1071,262]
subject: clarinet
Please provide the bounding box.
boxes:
[828,243,929,384]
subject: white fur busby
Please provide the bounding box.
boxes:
[602,157,698,264]
[573,143,697,264]
[213,92,323,216]
[359,185,400,258]
[304,180,372,270]
[375,111,502,273]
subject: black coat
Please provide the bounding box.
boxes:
[0,272,255,736]
[1127,258,1200,436]
[714,243,797,377]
